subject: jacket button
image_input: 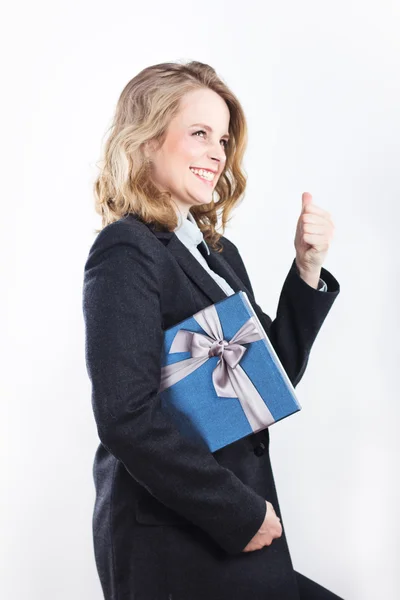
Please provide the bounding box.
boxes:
[254,442,265,457]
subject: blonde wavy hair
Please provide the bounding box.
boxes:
[93,60,249,252]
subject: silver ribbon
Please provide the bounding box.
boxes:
[159,303,275,432]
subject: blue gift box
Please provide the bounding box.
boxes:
[158,291,301,452]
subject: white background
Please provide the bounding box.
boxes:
[2,1,399,598]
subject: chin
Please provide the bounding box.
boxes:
[193,197,213,207]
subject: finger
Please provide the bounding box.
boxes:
[302,203,332,221]
[302,234,330,248]
[301,213,332,226]
[303,224,328,234]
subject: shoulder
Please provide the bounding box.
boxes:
[218,234,254,296]
[218,233,244,269]
[87,214,159,255]
[218,234,239,256]
[84,215,166,274]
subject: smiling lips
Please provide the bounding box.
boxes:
[189,167,216,186]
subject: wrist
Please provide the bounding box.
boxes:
[295,261,321,290]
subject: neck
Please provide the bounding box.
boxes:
[173,200,196,221]
[174,206,190,222]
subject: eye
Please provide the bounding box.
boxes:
[193,129,207,141]
[193,130,228,149]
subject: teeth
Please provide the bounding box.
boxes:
[190,167,215,181]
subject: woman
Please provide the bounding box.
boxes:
[83,60,343,599]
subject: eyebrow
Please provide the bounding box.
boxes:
[190,123,230,139]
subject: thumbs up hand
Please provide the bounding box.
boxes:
[294,192,335,280]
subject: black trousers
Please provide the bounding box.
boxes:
[295,572,344,599]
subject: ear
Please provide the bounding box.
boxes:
[143,138,160,160]
[142,140,152,160]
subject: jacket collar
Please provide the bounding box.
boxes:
[126,213,256,309]
[174,210,210,256]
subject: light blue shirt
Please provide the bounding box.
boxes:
[174,211,328,294]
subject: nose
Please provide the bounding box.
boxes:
[208,146,226,168]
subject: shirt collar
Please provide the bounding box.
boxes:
[174,211,210,255]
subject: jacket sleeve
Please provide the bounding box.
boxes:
[82,225,267,555]
[220,238,340,388]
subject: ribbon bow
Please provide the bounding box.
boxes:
[159,303,274,432]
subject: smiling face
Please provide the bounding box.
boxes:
[144,87,230,217]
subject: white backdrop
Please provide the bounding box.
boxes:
[2,1,399,598]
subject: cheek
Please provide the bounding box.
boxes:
[175,138,199,164]
[157,135,200,183]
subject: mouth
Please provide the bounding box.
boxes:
[189,167,216,186]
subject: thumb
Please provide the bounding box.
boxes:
[301,191,313,212]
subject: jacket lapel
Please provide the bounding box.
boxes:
[153,231,230,305]
[127,214,256,308]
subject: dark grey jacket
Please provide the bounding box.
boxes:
[82,212,340,600]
